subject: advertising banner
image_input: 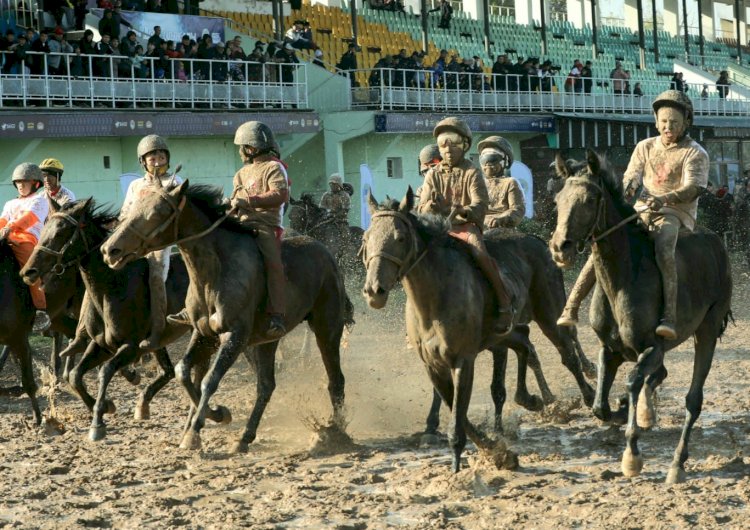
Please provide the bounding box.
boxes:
[91,8,224,44]
[359,164,374,230]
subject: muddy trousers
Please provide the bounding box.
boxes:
[9,239,46,310]
[140,248,171,349]
[645,213,680,329]
[448,223,514,328]
[254,224,286,317]
[559,255,596,325]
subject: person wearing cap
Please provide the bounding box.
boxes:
[336,42,358,86]
[416,144,441,204]
[39,159,76,205]
[558,90,708,340]
[417,117,516,334]
[478,136,525,229]
[320,174,351,227]
[0,163,51,331]
[312,48,325,68]
[47,26,71,75]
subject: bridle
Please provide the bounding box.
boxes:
[565,176,639,253]
[35,211,98,276]
[362,210,428,282]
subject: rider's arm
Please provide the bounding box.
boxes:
[464,167,489,227]
[623,141,647,197]
[120,179,139,219]
[416,170,438,214]
[498,180,526,226]
[246,164,289,208]
[7,210,41,232]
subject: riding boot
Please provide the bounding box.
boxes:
[470,247,515,335]
[655,262,678,340]
[166,308,190,326]
[557,255,596,327]
[139,263,167,350]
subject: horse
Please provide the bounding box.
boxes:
[362,188,596,472]
[20,198,192,441]
[287,193,364,277]
[549,151,732,484]
[100,182,353,453]
[0,240,41,424]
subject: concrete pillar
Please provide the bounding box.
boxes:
[663,0,680,37]
[700,0,716,41]
[624,0,639,32]
[566,0,586,28]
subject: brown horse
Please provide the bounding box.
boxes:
[550,151,732,484]
[362,188,596,472]
[100,182,353,452]
[21,198,191,441]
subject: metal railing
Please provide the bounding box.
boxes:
[0,51,308,110]
[350,67,750,116]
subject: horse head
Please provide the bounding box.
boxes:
[21,197,107,286]
[102,180,190,270]
[362,187,418,309]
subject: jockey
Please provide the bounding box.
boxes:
[0,163,50,331]
[123,134,182,350]
[478,136,525,229]
[416,143,441,200]
[417,117,515,334]
[558,90,708,340]
[319,173,351,225]
[39,158,76,205]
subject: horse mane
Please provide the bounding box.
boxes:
[299,192,317,205]
[183,184,255,234]
[573,153,640,224]
[62,198,119,230]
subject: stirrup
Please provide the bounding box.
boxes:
[166,309,190,327]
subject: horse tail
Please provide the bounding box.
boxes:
[718,309,734,340]
[344,293,355,331]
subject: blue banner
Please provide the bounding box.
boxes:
[375,113,556,134]
[91,8,224,44]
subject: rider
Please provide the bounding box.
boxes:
[39,158,76,205]
[0,163,50,331]
[170,121,290,338]
[417,117,515,334]
[557,90,708,340]
[319,173,351,227]
[477,135,525,229]
[416,143,441,201]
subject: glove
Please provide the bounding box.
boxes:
[645,195,665,212]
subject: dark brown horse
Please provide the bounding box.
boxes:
[362,188,596,472]
[550,151,732,484]
[0,240,41,424]
[21,198,191,441]
[100,182,353,452]
[287,193,364,276]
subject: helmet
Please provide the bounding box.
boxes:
[12,163,43,183]
[234,121,276,151]
[137,134,170,160]
[329,173,343,185]
[39,158,64,175]
[652,90,693,126]
[477,136,514,166]
[419,144,441,166]
[433,117,472,149]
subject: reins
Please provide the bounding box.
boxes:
[35,211,102,275]
[363,210,429,282]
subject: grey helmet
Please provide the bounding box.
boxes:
[419,144,441,166]
[234,121,276,151]
[11,163,43,183]
[477,136,514,166]
[652,89,694,127]
[433,117,472,150]
[137,134,170,162]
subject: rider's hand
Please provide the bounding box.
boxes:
[646,195,665,212]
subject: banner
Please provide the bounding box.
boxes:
[91,8,224,44]
[509,161,533,218]
[360,164,374,230]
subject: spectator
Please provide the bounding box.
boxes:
[430,0,453,30]
[2,32,25,74]
[312,48,325,68]
[336,42,358,86]
[247,43,267,82]
[633,82,643,96]
[111,4,131,40]
[70,42,84,77]
[231,36,246,59]
[300,21,316,47]
[701,83,709,99]
[118,31,137,77]
[195,34,215,80]
[370,53,393,86]
[286,20,315,50]
[211,41,228,82]
[95,33,114,77]
[564,59,582,93]
[432,49,448,87]
[581,60,593,93]
[29,30,51,75]
[98,9,118,41]
[147,26,164,50]
[132,44,148,78]
[110,37,122,76]
[611,62,628,95]
[175,34,191,56]
[508,56,524,91]
[175,60,187,81]
[73,0,88,30]
[538,60,555,92]
[492,54,509,91]
[670,71,687,93]
[47,27,68,75]
[275,42,300,85]
[716,70,730,99]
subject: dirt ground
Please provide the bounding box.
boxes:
[2,262,750,530]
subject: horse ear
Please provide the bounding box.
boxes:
[367,189,379,215]
[289,195,299,205]
[586,150,601,176]
[82,197,94,212]
[48,196,62,213]
[399,186,414,213]
[555,152,571,179]
[173,179,190,196]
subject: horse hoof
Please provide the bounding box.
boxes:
[621,448,644,477]
[666,466,686,485]
[179,431,202,450]
[217,405,232,425]
[105,400,117,414]
[419,433,441,448]
[515,394,544,412]
[134,401,150,421]
[88,425,106,442]
[232,440,249,454]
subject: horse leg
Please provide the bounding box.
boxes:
[0,345,10,374]
[89,343,139,441]
[449,357,474,473]
[592,345,625,424]
[175,331,227,426]
[666,327,716,484]
[182,353,211,437]
[16,340,42,425]
[571,328,598,379]
[180,330,248,451]
[622,344,665,478]
[423,389,442,436]
[489,346,509,432]
[504,327,548,412]
[637,364,668,430]
[70,342,111,412]
[311,318,346,429]
[233,341,278,453]
[538,322,595,406]
[134,347,174,421]
[119,365,141,386]
[51,331,63,378]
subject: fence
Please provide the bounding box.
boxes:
[350,67,750,116]
[0,51,308,110]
